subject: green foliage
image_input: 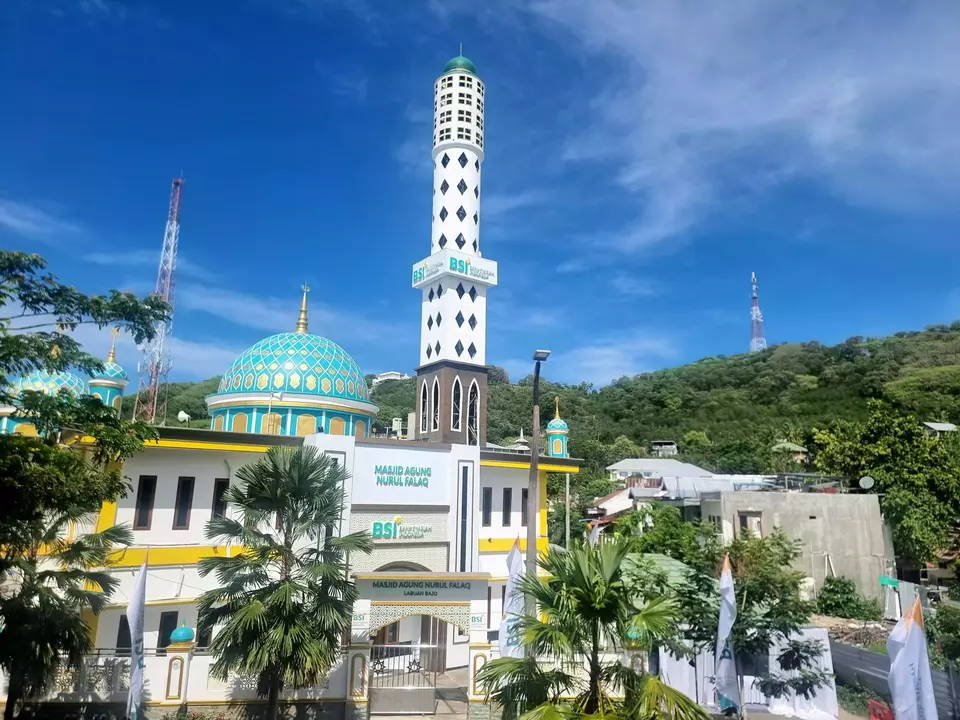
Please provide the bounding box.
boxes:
[809,399,960,565]
[815,576,882,620]
[615,505,719,570]
[546,472,615,546]
[197,446,372,720]
[0,511,133,720]
[835,681,886,718]
[477,536,708,720]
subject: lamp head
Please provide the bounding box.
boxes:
[533,349,551,362]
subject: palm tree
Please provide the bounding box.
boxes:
[197,446,372,720]
[477,535,708,720]
[0,511,132,720]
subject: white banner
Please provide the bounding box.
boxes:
[715,555,741,712]
[498,540,525,659]
[588,521,601,546]
[887,597,938,720]
[126,559,147,720]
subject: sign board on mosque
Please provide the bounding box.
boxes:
[351,445,451,505]
[355,573,488,603]
[411,249,498,289]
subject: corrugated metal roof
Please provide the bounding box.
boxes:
[924,421,957,432]
[605,458,713,476]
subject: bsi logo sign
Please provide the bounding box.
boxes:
[371,516,432,541]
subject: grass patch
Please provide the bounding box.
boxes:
[836,681,886,718]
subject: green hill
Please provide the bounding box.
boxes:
[143,322,960,473]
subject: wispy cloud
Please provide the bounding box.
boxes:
[515,0,960,253]
[315,62,369,103]
[610,274,662,298]
[177,285,403,345]
[482,190,553,222]
[83,250,219,282]
[0,199,81,241]
[393,103,434,176]
[498,332,677,387]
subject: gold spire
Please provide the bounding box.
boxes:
[107,327,120,363]
[51,322,68,358]
[555,395,561,419]
[295,284,310,334]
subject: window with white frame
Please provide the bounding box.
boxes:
[451,377,462,431]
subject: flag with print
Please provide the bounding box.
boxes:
[715,555,741,712]
[887,596,938,720]
[126,559,148,720]
[498,539,525,658]
[588,521,601,546]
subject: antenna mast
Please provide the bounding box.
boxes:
[134,178,183,424]
[749,271,767,353]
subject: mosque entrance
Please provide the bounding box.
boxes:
[369,615,450,715]
[350,571,491,718]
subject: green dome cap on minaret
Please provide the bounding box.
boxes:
[444,55,477,75]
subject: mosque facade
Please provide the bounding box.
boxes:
[0,53,580,719]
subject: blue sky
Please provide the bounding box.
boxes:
[4,0,960,387]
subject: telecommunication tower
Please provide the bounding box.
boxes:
[134,178,183,424]
[749,271,767,353]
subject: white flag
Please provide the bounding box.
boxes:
[498,539,525,659]
[588,521,601,546]
[126,559,148,720]
[715,555,741,712]
[887,597,938,720]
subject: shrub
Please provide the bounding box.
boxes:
[815,576,882,620]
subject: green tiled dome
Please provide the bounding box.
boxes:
[547,417,569,431]
[15,369,87,397]
[94,361,128,382]
[214,332,371,403]
[444,55,477,75]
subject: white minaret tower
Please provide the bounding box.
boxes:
[412,52,497,445]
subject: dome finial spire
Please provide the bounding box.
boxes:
[107,327,120,363]
[295,284,310,334]
[555,395,561,419]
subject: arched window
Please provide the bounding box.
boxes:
[467,380,479,446]
[354,420,366,437]
[231,413,248,433]
[420,382,429,433]
[329,417,346,435]
[553,438,563,456]
[431,378,440,431]
[213,415,224,431]
[296,414,315,436]
[451,377,462,432]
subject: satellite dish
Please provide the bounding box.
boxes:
[858,475,875,490]
[177,411,190,423]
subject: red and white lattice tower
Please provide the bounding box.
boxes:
[134,178,183,424]
[750,271,767,353]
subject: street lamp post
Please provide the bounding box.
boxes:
[525,349,550,617]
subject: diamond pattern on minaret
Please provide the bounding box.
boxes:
[458,152,468,167]
[439,207,448,220]
[468,342,477,358]
[455,340,464,356]
[441,180,449,194]
[455,233,466,249]
[438,234,447,249]
[441,153,450,167]
[457,206,466,221]
[456,283,465,298]
[469,286,477,301]
[457,179,467,194]
[427,316,434,329]
[456,311,464,327]
[468,314,477,330]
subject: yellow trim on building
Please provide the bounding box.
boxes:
[540,471,548,537]
[95,500,117,532]
[480,459,579,473]
[147,438,273,453]
[108,545,235,567]
[81,608,98,644]
[479,538,548,553]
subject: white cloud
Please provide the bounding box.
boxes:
[498,332,676,386]
[176,285,403,346]
[315,62,369,103]
[610,274,661,298]
[0,199,81,241]
[83,250,219,282]
[482,190,553,221]
[509,0,960,252]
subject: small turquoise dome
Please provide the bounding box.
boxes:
[547,417,569,431]
[15,369,87,397]
[170,624,195,643]
[444,55,477,75]
[213,332,371,403]
[93,361,128,382]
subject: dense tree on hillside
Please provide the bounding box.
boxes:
[808,400,960,566]
[156,322,960,471]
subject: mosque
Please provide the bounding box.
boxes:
[0,53,583,719]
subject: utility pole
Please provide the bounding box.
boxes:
[525,349,550,617]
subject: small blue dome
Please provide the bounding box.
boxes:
[444,55,477,75]
[15,369,87,397]
[170,624,195,643]
[547,417,568,432]
[93,361,128,382]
